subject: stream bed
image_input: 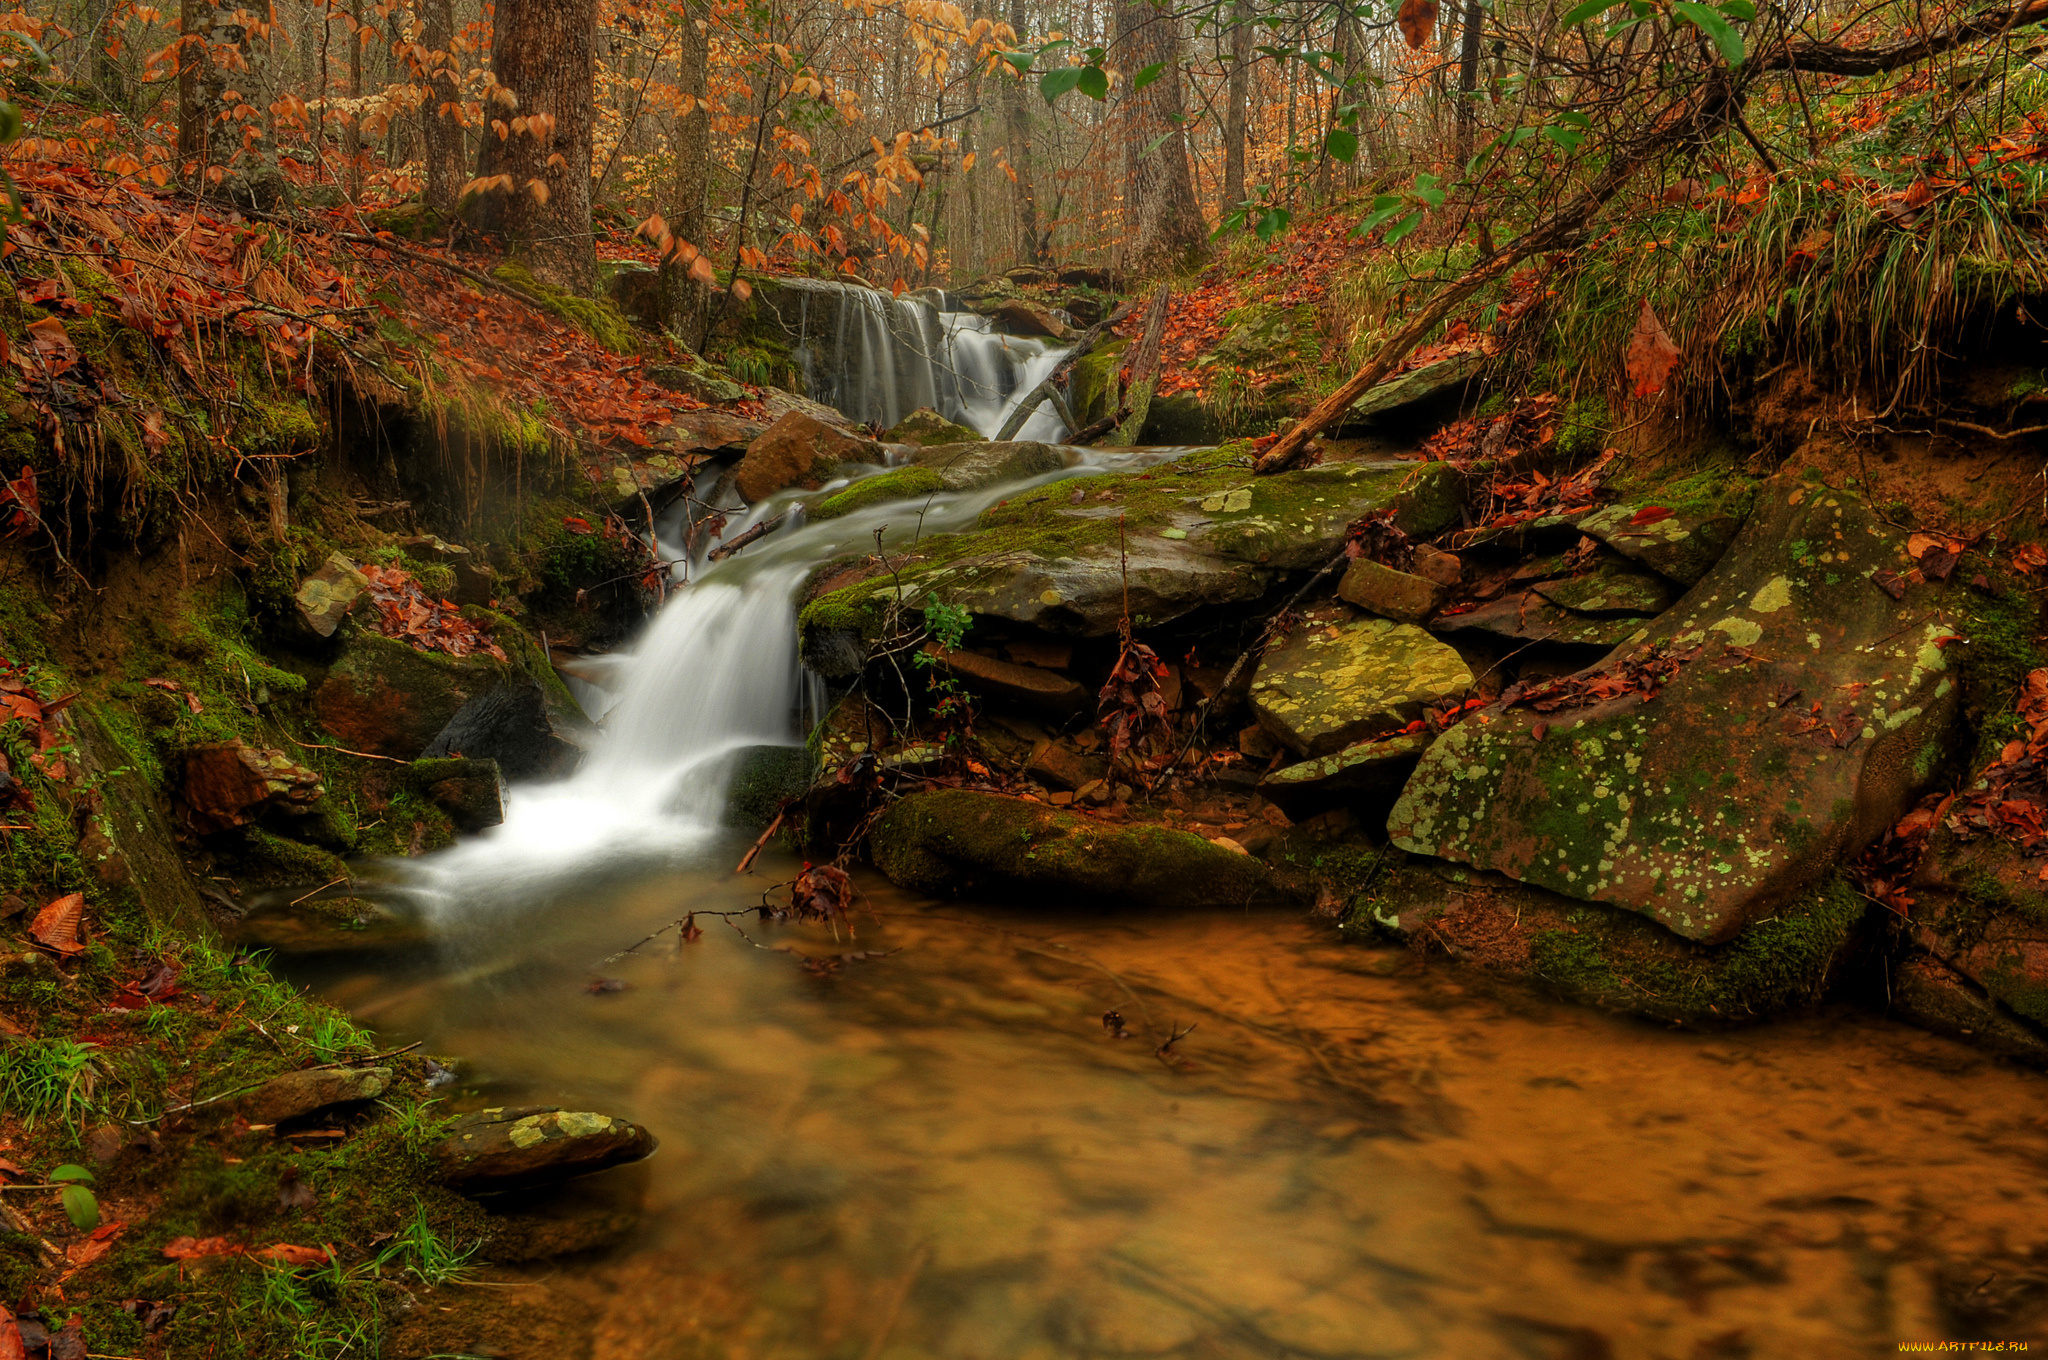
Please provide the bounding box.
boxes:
[291,837,2048,1359]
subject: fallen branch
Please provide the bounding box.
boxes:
[736,808,786,874]
[1107,285,1172,448]
[992,301,1135,441]
[708,512,787,560]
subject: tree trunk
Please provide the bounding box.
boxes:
[471,0,598,294]
[658,0,711,342]
[1221,2,1251,212]
[1455,0,1485,164]
[1003,0,1050,266]
[1115,0,1207,277]
[177,1,282,206]
[421,0,464,214]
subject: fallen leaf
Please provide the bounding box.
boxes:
[2012,543,2048,574]
[1627,505,1674,528]
[162,1235,240,1261]
[1624,299,1681,398]
[0,1307,19,1360]
[29,893,85,955]
[1396,0,1438,47]
[251,1243,332,1267]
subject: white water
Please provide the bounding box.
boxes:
[397,295,1163,925]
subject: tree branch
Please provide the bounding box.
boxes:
[1762,0,2048,75]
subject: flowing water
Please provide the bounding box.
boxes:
[297,311,2048,1357]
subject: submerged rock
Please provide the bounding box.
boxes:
[907,440,1066,492]
[1250,616,1473,757]
[230,896,431,954]
[871,789,1280,909]
[1389,474,1962,944]
[436,1106,657,1193]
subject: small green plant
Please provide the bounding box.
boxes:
[912,600,975,746]
[379,1096,455,1156]
[49,1164,98,1228]
[295,1012,374,1063]
[0,1037,100,1127]
[375,1199,478,1288]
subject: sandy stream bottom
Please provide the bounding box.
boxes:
[295,843,2048,1360]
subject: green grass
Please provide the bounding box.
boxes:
[375,1199,479,1288]
[0,1037,101,1129]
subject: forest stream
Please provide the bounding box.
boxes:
[288,846,2048,1359]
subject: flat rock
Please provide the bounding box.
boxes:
[1388,474,1963,944]
[1575,480,1754,586]
[645,356,746,405]
[435,1106,657,1193]
[1434,592,1655,649]
[1347,350,1486,421]
[871,789,1282,909]
[1262,731,1433,805]
[1251,617,1473,757]
[656,408,766,453]
[932,647,1089,718]
[992,300,1072,339]
[241,1067,391,1126]
[907,441,1065,492]
[1531,558,1677,616]
[1337,558,1445,623]
[733,412,887,502]
[295,553,369,639]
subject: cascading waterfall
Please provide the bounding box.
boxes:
[397,287,1138,924]
[787,280,1072,441]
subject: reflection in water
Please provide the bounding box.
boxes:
[297,846,2048,1358]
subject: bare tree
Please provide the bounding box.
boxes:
[1221,0,1252,213]
[659,0,712,340]
[1115,0,1207,276]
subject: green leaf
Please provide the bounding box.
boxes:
[1384,209,1425,244]
[1325,129,1358,163]
[1558,109,1593,128]
[1039,67,1084,101]
[1253,207,1292,243]
[49,1165,95,1183]
[997,49,1033,75]
[61,1184,98,1230]
[1140,129,1177,158]
[1133,62,1165,90]
[1077,65,1109,100]
[1561,0,1616,24]
[1287,146,1313,164]
[1672,0,1744,63]
[1543,125,1586,151]
[1718,0,1757,18]
[0,102,21,147]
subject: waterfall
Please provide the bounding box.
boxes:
[395,288,1144,924]
[785,280,1072,441]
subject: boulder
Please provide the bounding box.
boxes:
[1434,592,1656,649]
[645,355,747,405]
[992,300,1072,339]
[1345,350,1486,423]
[907,441,1066,492]
[1409,545,1463,588]
[420,679,585,781]
[241,1067,391,1126]
[1531,557,1678,616]
[1261,731,1433,808]
[930,647,1089,718]
[314,633,514,761]
[294,553,369,639]
[873,790,1282,908]
[799,450,1464,645]
[882,407,984,447]
[656,408,767,454]
[1388,475,1964,944]
[728,743,815,828]
[1355,862,1871,1025]
[408,756,504,831]
[180,743,325,836]
[435,1106,657,1193]
[810,466,945,521]
[1336,559,1446,623]
[758,387,869,435]
[1899,831,2048,1058]
[1574,479,1754,586]
[1250,616,1474,757]
[733,412,887,503]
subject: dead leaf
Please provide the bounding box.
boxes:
[1624,299,1681,398]
[0,1307,20,1360]
[1396,0,1438,48]
[2013,543,2048,575]
[162,1235,240,1261]
[251,1243,332,1267]
[25,316,78,376]
[29,893,85,955]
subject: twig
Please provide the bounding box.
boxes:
[284,733,410,764]
[736,808,787,874]
[288,875,349,907]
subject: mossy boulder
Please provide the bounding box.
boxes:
[883,407,984,447]
[799,448,1463,646]
[871,789,1281,909]
[1390,474,1964,944]
[810,466,945,521]
[1352,860,1871,1024]
[646,353,747,405]
[313,630,518,761]
[1574,477,1756,586]
[435,1106,657,1193]
[406,756,503,831]
[1069,341,1129,428]
[1345,351,1486,423]
[1250,616,1473,757]
[728,744,816,828]
[905,440,1065,491]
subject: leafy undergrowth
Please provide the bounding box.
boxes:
[0,908,484,1359]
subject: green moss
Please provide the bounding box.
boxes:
[1959,587,2046,770]
[811,466,944,520]
[234,828,348,888]
[490,262,638,354]
[1556,395,1610,461]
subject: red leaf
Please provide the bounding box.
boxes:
[251,1243,332,1267]
[29,893,85,955]
[1627,505,1674,528]
[163,1235,240,1260]
[1624,299,1681,398]
[1396,0,1438,47]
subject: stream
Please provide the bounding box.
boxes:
[292,291,2048,1356]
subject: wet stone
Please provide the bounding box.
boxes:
[435,1106,658,1193]
[1389,474,1963,944]
[1251,616,1473,758]
[241,1066,391,1126]
[1337,558,1447,623]
[1531,558,1678,617]
[882,406,984,447]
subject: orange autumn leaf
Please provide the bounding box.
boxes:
[1624,299,1680,398]
[1396,0,1438,48]
[29,893,85,955]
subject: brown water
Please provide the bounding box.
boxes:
[300,842,2048,1360]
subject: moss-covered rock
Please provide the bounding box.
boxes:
[810,466,946,521]
[1353,859,1872,1024]
[905,440,1065,491]
[1574,474,1756,586]
[871,789,1281,909]
[884,407,984,447]
[1250,616,1473,757]
[1390,473,1963,944]
[728,744,816,828]
[313,630,518,761]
